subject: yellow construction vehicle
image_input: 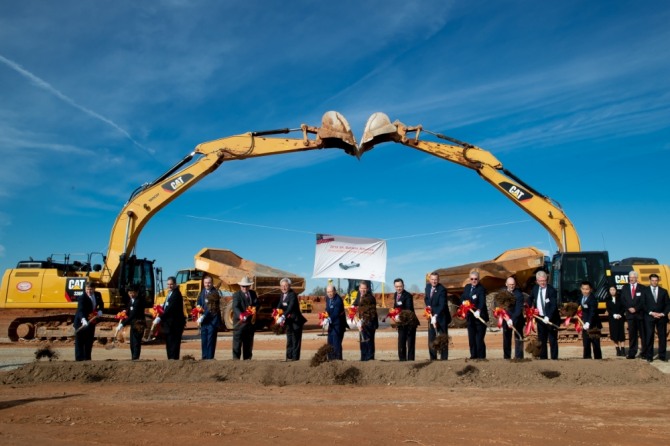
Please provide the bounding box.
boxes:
[0,111,358,341]
[155,248,307,329]
[357,112,670,316]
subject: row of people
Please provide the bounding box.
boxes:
[74,271,669,362]
[327,270,668,363]
[615,271,669,362]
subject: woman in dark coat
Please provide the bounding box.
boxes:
[606,285,626,356]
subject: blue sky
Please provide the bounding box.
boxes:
[1,0,669,293]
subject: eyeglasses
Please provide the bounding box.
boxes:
[470,278,478,281]
[240,285,250,288]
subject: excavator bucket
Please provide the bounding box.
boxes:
[318,111,358,157]
[360,112,398,154]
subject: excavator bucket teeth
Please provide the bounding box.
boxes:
[318,111,358,156]
[360,112,397,153]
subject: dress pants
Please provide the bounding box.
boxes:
[165,329,183,360]
[503,319,525,359]
[285,325,303,360]
[129,325,143,360]
[397,325,416,361]
[582,328,602,359]
[74,326,95,361]
[627,316,647,358]
[233,324,254,360]
[467,320,487,359]
[537,321,558,359]
[200,323,218,360]
[327,326,344,360]
[644,317,668,361]
[359,326,376,361]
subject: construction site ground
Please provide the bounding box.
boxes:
[1,301,669,446]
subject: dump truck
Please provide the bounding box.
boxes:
[155,248,307,330]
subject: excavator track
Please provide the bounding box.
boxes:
[7,314,119,342]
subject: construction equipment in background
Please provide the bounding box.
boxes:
[358,112,670,326]
[155,248,307,330]
[428,247,549,326]
[0,111,357,341]
[609,258,670,293]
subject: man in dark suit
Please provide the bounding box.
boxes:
[196,275,221,360]
[325,284,347,360]
[641,273,670,362]
[579,281,602,359]
[353,281,378,361]
[277,278,307,361]
[501,277,525,360]
[425,272,451,360]
[232,275,258,360]
[74,282,104,361]
[621,270,646,359]
[393,278,417,361]
[116,284,146,360]
[462,270,489,359]
[530,270,560,360]
[160,276,186,360]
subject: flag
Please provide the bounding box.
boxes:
[312,234,386,282]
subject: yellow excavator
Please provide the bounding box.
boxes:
[0,111,358,341]
[357,112,670,315]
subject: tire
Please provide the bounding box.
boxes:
[221,297,234,330]
[486,291,498,327]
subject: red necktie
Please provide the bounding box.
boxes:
[631,284,636,299]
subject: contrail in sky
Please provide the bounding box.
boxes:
[0,53,154,155]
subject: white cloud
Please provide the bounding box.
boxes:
[0,53,153,156]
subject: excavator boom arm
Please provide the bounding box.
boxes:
[360,113,580,253]
[97,112,357,285]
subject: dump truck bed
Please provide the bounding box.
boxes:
[194,248,305,296]
[432,246,548,297]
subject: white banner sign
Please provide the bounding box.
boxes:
[312,234,386,282]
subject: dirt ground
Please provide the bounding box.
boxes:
[1,306,670,446]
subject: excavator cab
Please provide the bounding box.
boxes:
[551,251,612,306]
[343,279,372,307]
[118,255,156,309]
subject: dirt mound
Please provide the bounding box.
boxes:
[2,358,667,388]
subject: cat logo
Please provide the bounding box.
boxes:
[499,181,533,202]
[68,279,87,291]
[65,278,88,302]
[614,275,629,285]
[162,173,194,193]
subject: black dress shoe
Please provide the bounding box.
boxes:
[626,355,635,359]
